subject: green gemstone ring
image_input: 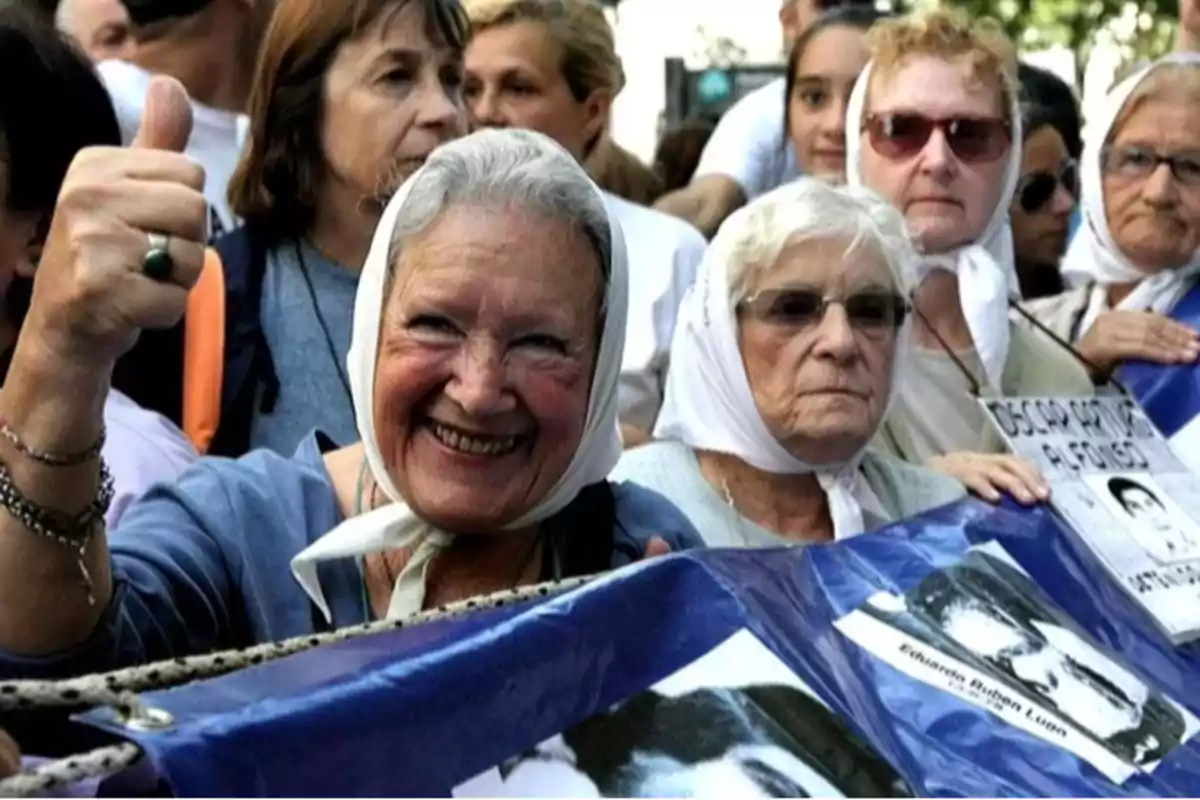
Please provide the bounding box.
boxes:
[142,232,173,282]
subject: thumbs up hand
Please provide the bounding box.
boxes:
[24,75,208,368]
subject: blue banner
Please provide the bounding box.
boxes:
[83,499,1200,797]
[1120,281,1200,440]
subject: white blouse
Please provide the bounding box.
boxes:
[603,191,706,432]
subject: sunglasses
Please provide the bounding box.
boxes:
[740,289,910,334]
[863,113,1012,163]
[1017,160,1078,214]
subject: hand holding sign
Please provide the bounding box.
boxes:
[25,75,207,368]
[929,452,1050,505]
[1077,310,1199,379]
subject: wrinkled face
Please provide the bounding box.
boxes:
[1010,125,1075,267]
[737,235,901,465]
[374,203,603,533]
[320,1,467,208]
[56,0,134,63]
[858,56,1011,253]
[463,21,608,162]
[1103,94,1200,273]
[787,24,870,183]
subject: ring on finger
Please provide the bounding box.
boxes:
[143,232,174,282]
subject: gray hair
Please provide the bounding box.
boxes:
[388,128,612,293]
[718,177,918,305]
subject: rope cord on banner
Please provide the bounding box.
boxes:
[0,573,598,797]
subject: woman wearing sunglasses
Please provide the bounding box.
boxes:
[610,179,965,547]
[845,7,1093,505]
[1023,56,1200,382]
[1010,103,1079,299]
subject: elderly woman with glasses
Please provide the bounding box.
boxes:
[847,8,1092,505]
[1023,56,1200,382]
[611,178,965,546]
[0,106,699,675]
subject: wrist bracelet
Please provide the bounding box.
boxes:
[0,419,105,467]
[0,458,114,606]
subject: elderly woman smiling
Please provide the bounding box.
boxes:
[1025,55,1200,378]
[0,114,698,672]
[612,179,964,545]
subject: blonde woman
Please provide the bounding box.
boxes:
[462,0,706,447]
[846,8,1093,503]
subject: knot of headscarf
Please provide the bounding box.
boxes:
[1060,53,1200,338]
[845,61,1023,390]
[653,181,903,540]
[290,129,629,623]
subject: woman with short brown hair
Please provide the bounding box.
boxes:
[209,0,468,457]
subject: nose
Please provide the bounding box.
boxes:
[1141,162,1179,207]
[444,339,517,416]
[415,75,463,131]
[1049,181,1075,217]
[917,128,958,180]
[810,303,859,362]
[468,86,506,129]
[820,102,848,142]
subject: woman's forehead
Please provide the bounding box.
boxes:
[390,202,605,304]
[869,55,1003,117]
[756,235,895,291]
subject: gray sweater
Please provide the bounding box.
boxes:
[610,441,966,548]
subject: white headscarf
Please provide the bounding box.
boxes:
[845,60,1023,389]
[653,179,916,539]
[290,129,629,623]
[1060,53,1200,338]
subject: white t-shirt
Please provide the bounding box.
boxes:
[603,192,705,432]
[692,78,800,201]
[97,60,247,241]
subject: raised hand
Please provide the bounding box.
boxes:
[25,75,207,369]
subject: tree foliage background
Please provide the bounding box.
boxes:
[941,0,1179,83]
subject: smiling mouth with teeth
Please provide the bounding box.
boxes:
[427,421,524,456]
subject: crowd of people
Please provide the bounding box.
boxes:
[1,0,1200,782]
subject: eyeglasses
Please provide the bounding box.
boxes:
[1017,159,1078,214]
[1102,146,1200,186]
[863,113,1012,163]
[740,289,910,334]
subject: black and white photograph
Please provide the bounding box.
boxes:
[1082,472,1200,564]
[842,543,1196,778]
[452,630,910,798]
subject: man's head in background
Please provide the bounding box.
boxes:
[779,0,885,50]
[54,0,134,61]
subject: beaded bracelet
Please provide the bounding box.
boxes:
[0,419,106,467]
[0,458,114,606]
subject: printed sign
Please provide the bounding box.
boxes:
[835,542,1199,785]
[980,394,1200,644]
[453,630,909,799]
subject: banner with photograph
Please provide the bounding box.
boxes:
[979,394,1200,644]
[1121,280,1200,477]
[83,501,1200,798]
